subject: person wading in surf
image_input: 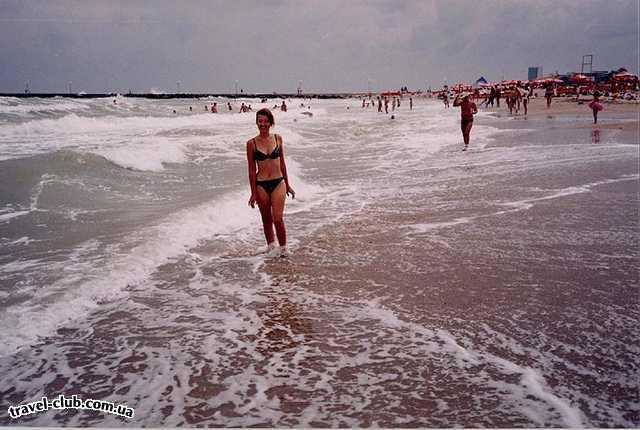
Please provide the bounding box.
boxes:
[453,92,478,151]
[246,108,295,257]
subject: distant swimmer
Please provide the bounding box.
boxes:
[246,108,295,257]
[211,102,218,113]
[281,100,287,112]
[228,102,233,111]
[409,97,413,110]
[453,92,478,151]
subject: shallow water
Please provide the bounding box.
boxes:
[0,96,638,427]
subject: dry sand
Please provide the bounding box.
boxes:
[486,95,638,130]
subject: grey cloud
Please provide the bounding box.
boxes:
[0,0,637,93]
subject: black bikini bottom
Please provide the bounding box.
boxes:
[256,177,284,194]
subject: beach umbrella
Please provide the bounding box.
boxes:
[570,74,593,83]
[612,71,638,82]
[538,77,563,84]
[475,76,489,87]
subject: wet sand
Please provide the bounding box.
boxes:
[486,95,638,127]
[261,101,639,426]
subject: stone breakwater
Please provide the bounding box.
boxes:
[0,92,363,99]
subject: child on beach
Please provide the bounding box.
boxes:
[588,91,604,124]
[246,108,295,257]
[453,92,478,151]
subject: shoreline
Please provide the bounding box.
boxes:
[480,96,639,135]
[0,92,384,99]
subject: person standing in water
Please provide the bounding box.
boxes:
[246,108,295,256]
[453,92,478,151]
[588,91,604,124]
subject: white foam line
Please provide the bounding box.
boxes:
[521,367,584,427]
[407,217,473,234]
[344,298,585,427]
[405,174,639,234]
[0,189,262,357]
[0,210,30,223]
[500,175,639,212]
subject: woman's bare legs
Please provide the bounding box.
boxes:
[462,121,473,148]
[256,187,276,245]
[256,182,287,246]
[269,182,287,246]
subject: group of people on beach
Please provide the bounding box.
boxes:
[245,81,610,253]
[446,80,607,150]
[200,100,289,115]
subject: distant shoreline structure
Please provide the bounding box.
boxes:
[0,92,374,99]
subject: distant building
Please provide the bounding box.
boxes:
[528,66,543,81]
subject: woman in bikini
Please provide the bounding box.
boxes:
[246,108,295,256]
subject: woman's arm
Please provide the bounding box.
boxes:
[277,135,295,199]
[246,140,258,207]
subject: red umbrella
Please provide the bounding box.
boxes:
[570,74,593,83]
[613,72,638,81]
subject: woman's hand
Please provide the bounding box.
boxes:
[248,193,258,208]
[286,185,296,199]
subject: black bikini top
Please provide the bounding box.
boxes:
[253,135,281,161]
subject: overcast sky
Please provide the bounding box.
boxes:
[1,0,637,93]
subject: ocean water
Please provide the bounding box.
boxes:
[0,95,638,427]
